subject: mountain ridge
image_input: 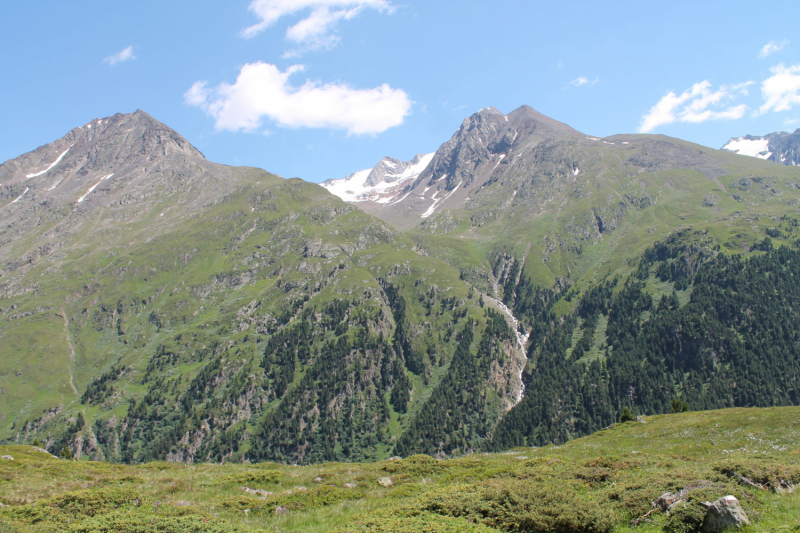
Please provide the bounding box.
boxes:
[722,128,800,166]
[4,106,800,465]
[0,110,523,464]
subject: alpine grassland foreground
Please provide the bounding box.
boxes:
[1,406,799,532]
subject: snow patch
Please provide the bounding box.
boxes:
[722,137,772,159]
[492,154,506,171]
[421,181,461,218]
[77,173,113,203]
[26,145,73,178]
[10,187,29,204]
[322,153,434,204]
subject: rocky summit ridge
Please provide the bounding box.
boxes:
[722,129,800,166]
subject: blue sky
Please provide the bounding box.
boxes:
[2,1,800,183]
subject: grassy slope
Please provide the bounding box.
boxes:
[1,406,799,532]
[411,140,800,297]
[1,168,511,461]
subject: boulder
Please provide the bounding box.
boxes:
[240,486,271,497]
[654,481,715,512]
[343,483,358,489]
[702,495,750,532]
[0,455,13,460]
[275,505,289,515]
[377,477,394,487]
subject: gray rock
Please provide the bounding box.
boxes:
[377,477,393,487]
[240,486,271,497]
[275,505,289,515]
[0,455,13,460]
[702,495,750,532]
[343,483,358,489]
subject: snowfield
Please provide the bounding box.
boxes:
[722,137,772,159]
[322,153,434,204]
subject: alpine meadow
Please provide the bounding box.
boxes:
[3,1,800,532]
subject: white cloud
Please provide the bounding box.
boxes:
[242,0,392,52]
[184,62,411,135]
[104,45,136,66]
[567,76,598,88]
[759,39,789,58]
[759,63,800,114]
[638,81,751,133]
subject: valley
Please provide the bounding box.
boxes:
[2,105,800,474]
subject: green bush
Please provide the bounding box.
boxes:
[331,511,499,532]
[380,455,445,477]
[222,470,283,486]
[664,502,706,533]
[221,485,362,513]
[620,408,636,423]
[68,506,258,533]
[418,480,618,533]
[2,488,139,524]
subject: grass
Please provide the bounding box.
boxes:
[1,406,799,532]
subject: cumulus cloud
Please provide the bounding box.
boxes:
[242,0,392,52]
[759,39,789,58]
[759,63,800,114]
[104,45,136,66]
[638,81,751,133]
[184,62,411,135]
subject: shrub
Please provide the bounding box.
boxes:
[331,511,499,532]
[671,399,690,413]
[418,480,618,533]
[664,502,706,533]
[619,408,636,423]
[69,506,259,533]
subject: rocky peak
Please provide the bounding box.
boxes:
[722,129,800,166]
[0,110,230,258]
[364,156,408,187]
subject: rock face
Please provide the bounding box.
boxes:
[722,129,800,166]
[702,495,750,532]
[0,109,228,267]
[321,153,434,204]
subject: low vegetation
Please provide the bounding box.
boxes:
[1,406,799,532]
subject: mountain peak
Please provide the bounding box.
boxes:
[0,111,228,251]
[321,153,434,204]
[722,129,800,165]
[505,105,582,137]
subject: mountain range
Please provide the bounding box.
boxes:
[3,106,800,464]
[722,128,800,166]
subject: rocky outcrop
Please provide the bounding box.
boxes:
[701,495,750,532]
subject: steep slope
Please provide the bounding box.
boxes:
[336,105,584,229]
[0,112,521,463]
[334,105,800,451]
[321,153,433,204]
[723,129,800,165]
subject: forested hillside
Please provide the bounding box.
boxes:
[492,230,800,448]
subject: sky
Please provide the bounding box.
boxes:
[2,1,800,183]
